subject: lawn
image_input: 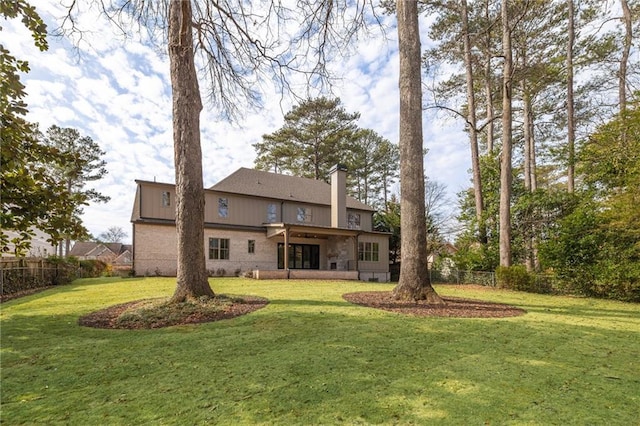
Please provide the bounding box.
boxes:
[1,277,639,425]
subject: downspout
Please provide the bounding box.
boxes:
[354,232,361,280]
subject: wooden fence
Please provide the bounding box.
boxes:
[0,257,75,296]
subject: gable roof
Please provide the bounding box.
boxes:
[69,242,101,257]
[210,168,375,211]
[69,242,132,257]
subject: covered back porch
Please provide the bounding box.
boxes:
[253,223,360,280]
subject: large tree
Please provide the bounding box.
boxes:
[254,97,360,182]
[254,99,399,207]
[0,1,88,255]
[347,129,399,208]
[40,125,109,255]
[98,226,128,243]
[60,1,379,302]
[166,0,212,301]
[540,100,640,301]
[498,0,514,268]
[392,0,442,303]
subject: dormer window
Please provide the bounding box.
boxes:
[267,203,277,223]
[297,207,312,223]
[161,191,170,207]
[218,197,228,218]
[348,213,361,229]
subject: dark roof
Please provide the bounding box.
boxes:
[210,168,375,211]
[69,242,132,257]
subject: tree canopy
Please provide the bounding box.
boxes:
[0,2,96,255]
[56,1,382,301]
[254,97,399,209]
[98,226,128,243]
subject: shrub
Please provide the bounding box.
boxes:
[496,266,533,291]
[78,259,108,278]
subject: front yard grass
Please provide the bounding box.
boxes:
[1,277,639,424]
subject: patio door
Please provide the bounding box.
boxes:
[278,243,320,269]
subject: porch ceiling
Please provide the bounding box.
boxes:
[265,223,360,239]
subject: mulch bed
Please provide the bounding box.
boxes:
[343,291,526,318]
[7,285,525,329]
[78,296,269,329]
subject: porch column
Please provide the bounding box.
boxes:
[284,226,290,278]
[352,235,359,273]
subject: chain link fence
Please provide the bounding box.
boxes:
[430,268,497,287]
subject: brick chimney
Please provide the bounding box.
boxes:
[330,164,347,228]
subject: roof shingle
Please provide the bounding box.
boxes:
[210,168,374,211]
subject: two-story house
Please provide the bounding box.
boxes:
[131,165,390,281]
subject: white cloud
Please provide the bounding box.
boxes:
[5,1,471,244]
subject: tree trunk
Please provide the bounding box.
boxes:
[522,69,535,272]
[521,54,536,192]
[499,0,513,268]
[461,0,486,244]
[619,0,631,114]
[392,0,443,304]
[567,0,575,193]
[484,0,495,155]
[168,0,214,303]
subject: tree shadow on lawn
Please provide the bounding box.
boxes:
[0,277,146,306]
[3,296,639,424]
[511,301,640,327]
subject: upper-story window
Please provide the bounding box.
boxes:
[297,207,312,223]
[267,203,277,223]
[218,197,228,218]
[348,212,361,229]
[161,191,170,207]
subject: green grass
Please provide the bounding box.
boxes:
[2,277,639,425]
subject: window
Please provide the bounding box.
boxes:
[296,207,312,223]
[348,212,361,229]
[358,242,379,262]
[161,191,170,207]
[266,204,277,223]
[218,197,228,218]
[209,238,229,260]
[248,240,255,254]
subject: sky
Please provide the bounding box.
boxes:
[3,1,471,244]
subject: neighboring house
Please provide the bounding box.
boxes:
[131,165,390,281]
[2,228,57,257]
[69,242,133,268]
[427,242,458,274]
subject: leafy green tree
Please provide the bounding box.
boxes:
[40,125,110,254]
[540,101,640,301]
[254,97,360,182]
[346,129,399,208]
[0,1,85,255]
[373,195,401,265]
